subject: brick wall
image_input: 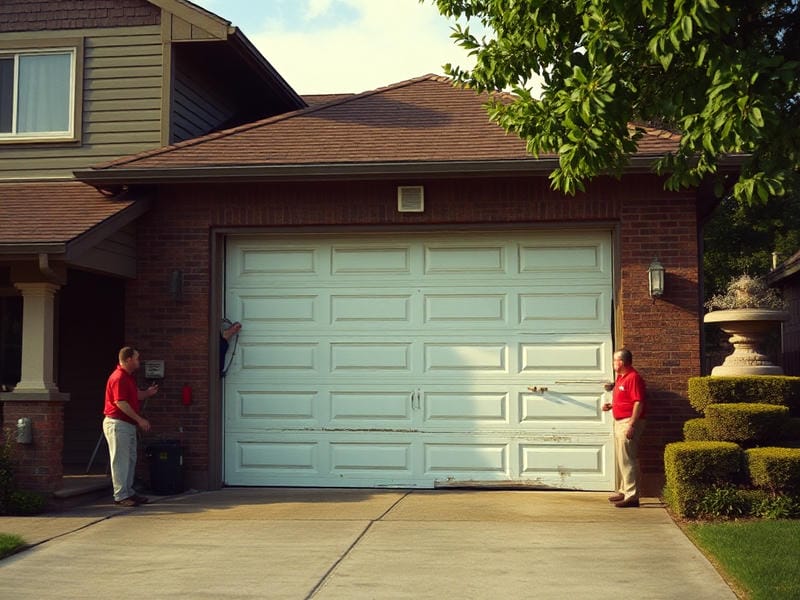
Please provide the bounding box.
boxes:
[0,0,159,33]
[2,399,64,492]
[124,174,702,492]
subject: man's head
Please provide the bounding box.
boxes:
[119,346,140,373]
[613,348,633,372]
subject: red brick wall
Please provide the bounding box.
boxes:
[0,0,159,33]
[125,175,701,492]
[2,400,64,492]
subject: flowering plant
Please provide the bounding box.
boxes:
[704,274,787,311]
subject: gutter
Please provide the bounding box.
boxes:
[73,156,664,185]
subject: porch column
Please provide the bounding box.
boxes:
[14,282,60,393]
[0,281,68,494]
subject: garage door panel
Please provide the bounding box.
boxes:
[424,343,508,372]
[240,342,319,371]
[521,443,606,476]
[331,342,412,371]
[238,440,320,473]
[520,390,605,422]
[424,391,509,423]
[332,294,411,323]
[425,443,509,475]
[424,293,507,324]
[330,391,413,422]
[519,290,608,330]
[240,294,317,323]
[424,245,506,274]
[240,247,318,275]
[331,442,412,473]
[332,246,412,274]
[520,340,607,373]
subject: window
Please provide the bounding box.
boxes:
[0,48,75,140]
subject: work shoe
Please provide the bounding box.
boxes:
[614,497,640,508]
[132,494,150,505]
[114,497,139,507]
[607,493,624,503]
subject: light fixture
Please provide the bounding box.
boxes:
[648,258,665,298]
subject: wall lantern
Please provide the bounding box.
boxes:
[648,258,665,298]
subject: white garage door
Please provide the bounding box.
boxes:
[223,230,615,489]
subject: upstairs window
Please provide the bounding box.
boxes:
[0,49,75,140]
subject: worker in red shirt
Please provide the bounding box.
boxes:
[103,346,158,507]
[602,348,647,507]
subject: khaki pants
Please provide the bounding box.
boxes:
[613,417,645,500]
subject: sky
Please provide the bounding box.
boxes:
[191,0,480,95]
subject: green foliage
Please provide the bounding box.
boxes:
[686,520,800,599]
[0,429,46,516]
[705,403,789,444]
[0,431,15,515]
[696,484,749,519]
[687,376,800,415]
[683,418,711,441]
[746,447,800,493]
[749,491,800,519]
[704,274,787,311]
[432,0,800,205]
[703,192,800,298]
[663,441,742,517]
[0,533,26,560]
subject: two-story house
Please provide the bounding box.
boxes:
[0,0,304,495]
[3,0,728,501]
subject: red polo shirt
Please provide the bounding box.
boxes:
[611,367,647,420]
[104,365,140,424]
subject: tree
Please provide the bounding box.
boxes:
[431,0,799,204]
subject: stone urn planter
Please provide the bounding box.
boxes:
[704,308,789,376]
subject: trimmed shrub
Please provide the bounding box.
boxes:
[688,376,800,415]
[664,441,743,518]
[745,447,800,494]
[705,403,789,445]
[683,418,711,441]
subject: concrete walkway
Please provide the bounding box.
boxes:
[0,489,737,599]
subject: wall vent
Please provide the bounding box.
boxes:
[397,186,424,212]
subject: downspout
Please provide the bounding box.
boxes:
[38,253,58,281]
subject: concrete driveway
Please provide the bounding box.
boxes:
[0,489,737,599]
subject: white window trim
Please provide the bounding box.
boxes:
[0,46,78,143]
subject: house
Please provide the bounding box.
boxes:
[767,250,800,375]
[2,0,725,498]
[0,0,304,493]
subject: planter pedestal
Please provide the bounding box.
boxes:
[704,309,789,376]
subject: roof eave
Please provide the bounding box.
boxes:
[74,156,671,185]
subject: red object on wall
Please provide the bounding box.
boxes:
[181,384,192,406]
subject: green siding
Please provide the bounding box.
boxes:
[0,25,164,180]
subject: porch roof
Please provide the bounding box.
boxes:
[0,181,148,257]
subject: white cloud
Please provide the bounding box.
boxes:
[194,0,477,94]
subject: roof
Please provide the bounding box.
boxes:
[0,181,148,257]
[75,75,683,185]
[767,249,800,285]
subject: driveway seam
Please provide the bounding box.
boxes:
[305,490,413,599]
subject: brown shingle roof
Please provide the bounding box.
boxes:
[86,74,681,174]
[0,181,139,251]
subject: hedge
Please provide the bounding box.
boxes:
[688,376,800,415]
[705,402,789,445]
[683,418,711,441]
[745,447,800,494]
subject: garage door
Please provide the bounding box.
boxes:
[223,230,615,489]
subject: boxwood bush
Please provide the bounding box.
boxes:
[664,441,743,518]
[704,402,789,445]
[745,447,800,494]
[683,418,711,441]
[688,376,800,415]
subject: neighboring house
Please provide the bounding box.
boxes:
[0,0,303,493]
[2,1,729,499]
[767,250,800,375]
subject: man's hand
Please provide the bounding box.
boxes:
[146,383,159,397]
[138,417,151,432]
[602,402,612,412]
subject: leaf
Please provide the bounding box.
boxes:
[749,106,764,127]
[681,15,693,40]
[536,30,547,51]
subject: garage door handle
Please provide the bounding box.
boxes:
[411,390,422,410]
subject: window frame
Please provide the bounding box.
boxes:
[0,37,84,145]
